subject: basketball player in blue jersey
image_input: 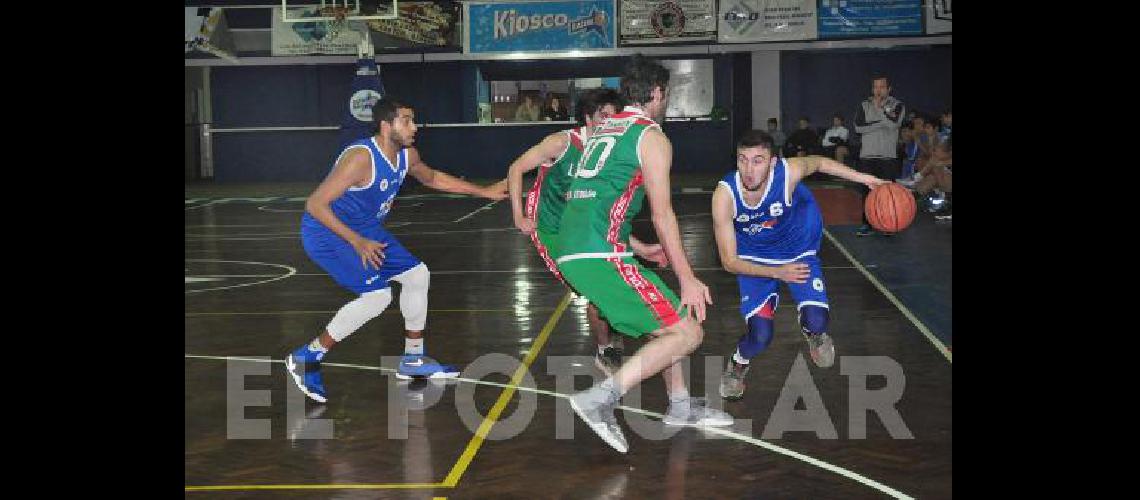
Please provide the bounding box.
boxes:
[714,130,887,401]
[286,98,509,403]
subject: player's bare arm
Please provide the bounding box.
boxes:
[711,184,808,283]
[304,148,388,269]
[639,128,712,321]
[786,155,887,190]
[629,236,668,268]
[407,147,509,201]
[507,132,569,234]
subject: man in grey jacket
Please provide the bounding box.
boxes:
[853,75,906,236]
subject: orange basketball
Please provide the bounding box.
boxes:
[865,183,916,233]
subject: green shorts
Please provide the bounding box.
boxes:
[557,256,683,338]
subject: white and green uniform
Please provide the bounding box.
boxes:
[555,106,682,337]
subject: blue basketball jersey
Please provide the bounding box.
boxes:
[302,136,408,236]
[719,158,823,264]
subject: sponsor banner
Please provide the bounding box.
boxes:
[466,1,616,53]
[620,1,716,45]
[717,0,817,43]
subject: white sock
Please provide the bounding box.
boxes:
[309,339,328,353]
[733,350,750,365]
[405,337,424,356]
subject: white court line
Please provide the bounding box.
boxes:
[183,266,866,280]
[185,226,520,241]
[185,354,914,499]
[453,199,501,223]
[822,228,952,363]
[184,259,297,294]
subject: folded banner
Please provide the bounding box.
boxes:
[185,7,239,62]
[717,0,817,43]
[338,59,387,150]
[619,0,716,45]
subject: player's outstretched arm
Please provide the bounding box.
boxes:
[640,129,712,321]
[407,147,509,201]
[507,132,569,234]
[711,184,807,283]
[787,155,888,190]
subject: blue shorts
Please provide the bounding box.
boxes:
[738,255,829,321]
[301,224,422,295]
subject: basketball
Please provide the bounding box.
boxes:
[865,183,916,233]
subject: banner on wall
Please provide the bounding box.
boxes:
[925,0,951,34]
[186,8,239,62]
[465,0,616,53]
[271,6,368,55]
[818,0,922,39]
[365,1,461,48]
[619,1,716,45]
[717,0,817,43]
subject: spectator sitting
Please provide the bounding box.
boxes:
[913,136,952,219]
[766,117,787,154]
[897,125,921,186]
[821,114,851,163]
[938,108,952,142]
[785,117,820,157]
[541,96,569,121]
[514,95,540,122]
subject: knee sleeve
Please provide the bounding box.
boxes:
[392,263,430,331]
[326,288,393,342]
[798,305,830,336]
[737,316,775,360]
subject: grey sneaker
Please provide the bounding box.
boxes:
[594,346,623,376]
[663,397,735,427]
[804,332,836,368]
[568,388,628,453]
[719,358,751,401]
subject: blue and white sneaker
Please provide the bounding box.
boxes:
[396,354,460,380]
[285,344,327,403]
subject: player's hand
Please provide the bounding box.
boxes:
[351,238,388,270]
[482,179,509,201]
[863,176,890,191]
[514,215,536,235]
[679,275,713,323]
[634,243,669,268]
[772,263,810,284]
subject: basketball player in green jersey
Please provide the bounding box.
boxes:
[507,89,669,376]
[557,56,733,454]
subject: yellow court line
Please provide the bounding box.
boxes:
[442,292,572,487]
[186,483,444,492]
[184,293,572,493]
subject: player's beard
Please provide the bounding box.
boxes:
[391,130,415,148]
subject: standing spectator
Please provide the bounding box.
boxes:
[515,94,540,122]
[766,117,787,154]
[853,74,905,236]
[785,117,820,157]
[821,114,851,163]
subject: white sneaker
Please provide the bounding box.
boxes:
[663,397,735,427]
